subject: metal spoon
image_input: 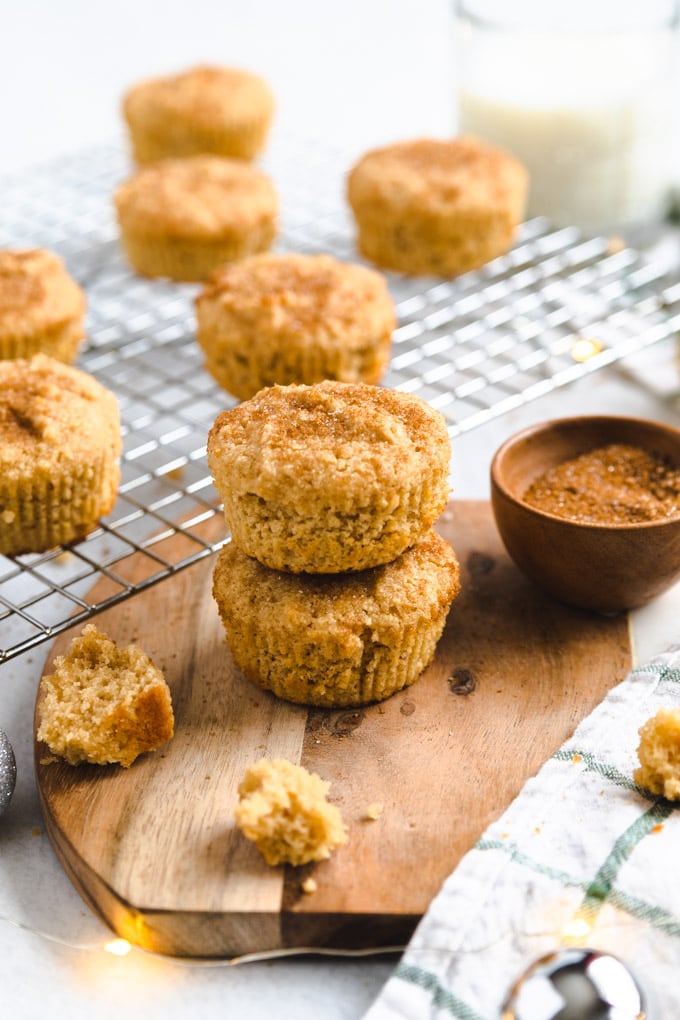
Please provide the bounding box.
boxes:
[0,729,16,816]
[501,947,647,1019]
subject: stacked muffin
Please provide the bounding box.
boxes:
[208,380,461,708]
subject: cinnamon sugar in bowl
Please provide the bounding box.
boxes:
[490,416,680,613]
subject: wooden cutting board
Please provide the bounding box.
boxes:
[34,501,632,959]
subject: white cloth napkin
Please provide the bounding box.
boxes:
[363,645,680,1019]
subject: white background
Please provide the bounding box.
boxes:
[0,0,453,174]
[1,3,680,1019]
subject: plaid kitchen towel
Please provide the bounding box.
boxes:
[363,644,680,1020]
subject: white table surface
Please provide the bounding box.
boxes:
[1,3,680,1018]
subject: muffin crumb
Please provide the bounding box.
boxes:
[234,758,347,866]
[634,708,680,800]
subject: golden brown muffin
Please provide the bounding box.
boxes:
[114,155,279,282]
[347,136,528,276]
[195,253,396,399]
[37,625,174,768]
[207,380,451,574]
[234,758,347,865]
[0,354,121,555]
[213,529,460,707]
[123,64,274,164]
[634,708,680,800]
[0,249,85,363]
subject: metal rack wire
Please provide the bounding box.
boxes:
[1,134,680,663]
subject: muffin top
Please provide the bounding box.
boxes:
[348,136,528,217]
[114,155,279,239]
[0,353,121,479]
[215,529,461,632]
[123,64,274,134]
[208,380,451,511]
[0,249,85,339]
[196,253,396,345]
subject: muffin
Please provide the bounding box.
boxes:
[37,625,174,768]
[0,249,85,363]
[235,758,347,866]
[347,136,528,276]
[213,529,461,707]
[634,708,680,800]
[114,155,279,282]
[195,253,396,399]
[0,354,121,555]
[122,64,274,164]
[207,381,451,574]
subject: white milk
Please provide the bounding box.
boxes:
[457,19,677,233]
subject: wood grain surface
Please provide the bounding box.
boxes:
[34,501,632,958]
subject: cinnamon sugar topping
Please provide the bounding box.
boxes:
[523,444,680,524]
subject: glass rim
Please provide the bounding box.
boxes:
[453,0,680,32]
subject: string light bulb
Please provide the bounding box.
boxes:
[571,336,603,363]
[561,915,592,943]
[104,938,132,957]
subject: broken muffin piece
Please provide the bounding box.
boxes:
[37,624,174,767]
[634,707,680,800]
[234,757,347,866]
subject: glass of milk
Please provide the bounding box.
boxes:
[455,0,679,233]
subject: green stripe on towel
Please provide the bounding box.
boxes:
[476,838,585,889]
[578,803,673,923]
[552,749,639,793]
[394,962,485,1020]
[478,822,680,939]
[636,663,680,685]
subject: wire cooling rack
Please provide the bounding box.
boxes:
[1,133,680,663]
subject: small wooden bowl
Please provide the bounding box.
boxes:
[490,415,680,613]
